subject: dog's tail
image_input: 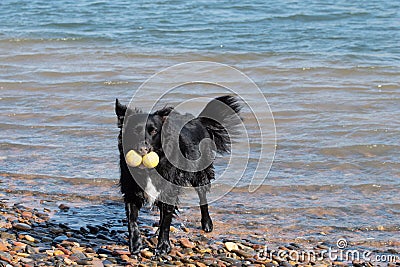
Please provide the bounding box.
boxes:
[198,95,242,154]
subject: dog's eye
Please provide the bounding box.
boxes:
[150,129,158,136]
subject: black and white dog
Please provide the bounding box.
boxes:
[115,95,241,254]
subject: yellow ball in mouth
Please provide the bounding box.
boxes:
[142,151,159,168]
[125,150,142,167]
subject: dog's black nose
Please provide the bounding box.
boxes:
[139,146,149,155]
[138,141,151,155]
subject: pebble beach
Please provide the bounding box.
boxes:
[1,196,399,267]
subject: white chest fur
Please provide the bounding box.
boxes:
[144,177,160,206]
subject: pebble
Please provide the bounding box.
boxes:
[113,249,130,255]
[58,204,70,211]
[316,244,329,250]
[141,249,154,258]
[180,237,195,248]
[0,241,8,252]
[0,251,12,262]
[97,248,113,255]
[13,222,32,231]
[53,249,64,256]
[120,254,130,261]
[102,259,113,266]
[21,211,33,218]
[53,235,68,244]
[280,261,294,267]
[41,236,53,242]
[71,252,87,260]
[224,242,239,252]
[96,233,112,240]
[76,259,93,265]
[87,225,100,234]
[64,257,74,265]
[232,248,253,258]
[333,261,347,266]
[25,245,36,254]
[24,234,35,242]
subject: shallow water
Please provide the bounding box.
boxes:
[1,0,399,248]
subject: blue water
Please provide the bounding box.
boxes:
[1,0,400,247]
[1,0,399,63]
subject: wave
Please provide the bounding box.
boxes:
[273,11,371,22]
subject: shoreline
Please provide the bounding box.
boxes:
[1,197,399,267]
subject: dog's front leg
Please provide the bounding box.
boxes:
[196,188,213,232]
[125,202,141,254]
[156,202,175,254]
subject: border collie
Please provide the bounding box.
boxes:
[115,95,241,254]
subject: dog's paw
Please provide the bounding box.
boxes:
[156,239,171,254]
[129,239,142,254]
[201,218,213,232]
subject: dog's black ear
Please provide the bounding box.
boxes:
[115,98,127,117]
[154,106,174,123]
[115,99,127,128]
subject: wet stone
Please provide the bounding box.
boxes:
[106,256,117,263]
[85,247,95,253]
[87,225,100,234]
[58,204,70,211]
[76,259,93,265]
[13,222,32,231]
[80,226,89,234]
[49,227,64,235]
[180,237,195,249]
[71,252,86,260]
[24,234,35,242]
[141,249,154,258]
[97,248,113,255]
[30,253,48,261]
[225,242,239,252]
[0,242,8,252]
[58,223,70,229]
[232,249,253,258]
[96,233,112,241]
[53,235,68,244]
[218,256,242,265]
[102,259,113,266]
[317,244,329,250]
[0,251,12,262]
[196,262,207,267]
[0,232,15,240]
[280,261,294,267]
[25,245,36,254]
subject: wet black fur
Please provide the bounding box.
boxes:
[115,95,241,254]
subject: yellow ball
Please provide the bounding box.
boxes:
[125,150,142,167]
[142,152,159,168]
